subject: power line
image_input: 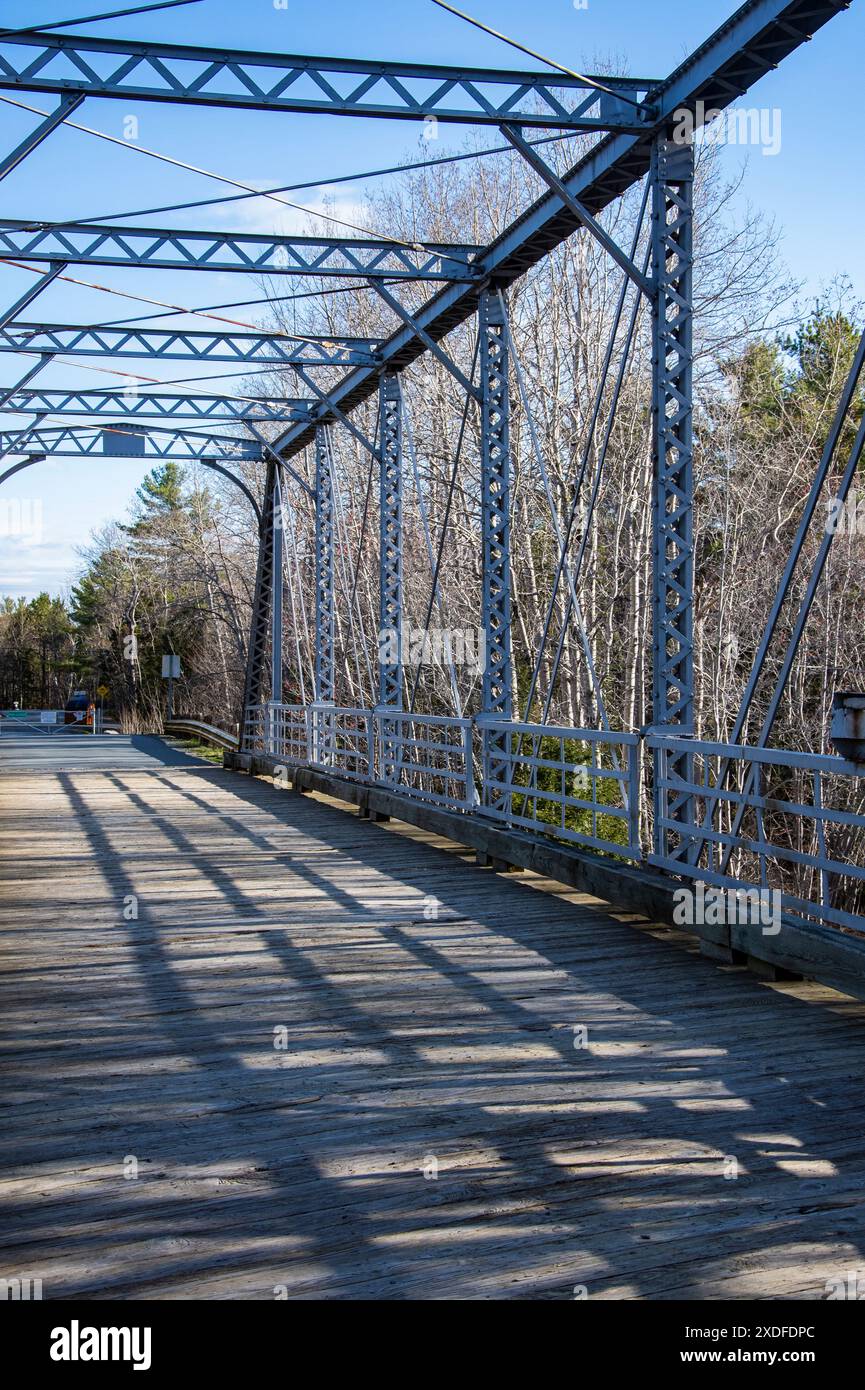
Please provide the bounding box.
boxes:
[0,95,434,252]
[428,0,645,110]
[57,280,404,333]
[0,257,398,346]
[0,92,570,231]
[0,0,202,36]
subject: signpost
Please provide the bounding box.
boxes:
[161,655,181,721]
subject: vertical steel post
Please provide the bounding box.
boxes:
[479,287,512,721]
[378,373,403,708]
[377,373,403,784]
[240,458,278,745]
[270,469,284,705]
[314,423,335,706]
[650,136,695,856]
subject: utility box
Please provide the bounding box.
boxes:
[161,654,181,679]
[830,692,865,763]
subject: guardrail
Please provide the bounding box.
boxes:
[240,703,865,933]
[309,704,374,780]
[377,710,475,808]
[1,707,104,733]
[164,717,239,750]
[480,718,641,859]
[648,734,865,931]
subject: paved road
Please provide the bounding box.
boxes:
[0,728,208,773]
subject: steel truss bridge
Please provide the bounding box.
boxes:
[1,0,863,1002]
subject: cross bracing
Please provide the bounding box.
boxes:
[0,221,481,279]
[0,322,381,365]
[0,386,312,422]
[0,29,657,129]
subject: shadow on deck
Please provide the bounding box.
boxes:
[2,741,865,1300]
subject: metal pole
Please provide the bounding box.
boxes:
[650,136,694,857]
[378,373,403,708]
[479,286,512,720]
[314,424,335,705]
[377,373,403,783]
[239,459,278,742]
[271,468,284,704]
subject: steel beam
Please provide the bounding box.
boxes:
[378,373,403,709]
[650,137,694,735]
[271,469,284,706]
[369,280,479,399]
[0,321,380,366]
[479,288,512,720]
[0,423,263,462]
[0,30,654,129]
[314,425,335,705]
[650,137,694,857]
[499,124,654,297]
[0,93,84,182]
[290,365,378,458]
[0,386,312,423]
[270,0,846,463]
[0,264,65,331]
[241,459,279,725]
[0,354,54,407]
[0,221,480,280]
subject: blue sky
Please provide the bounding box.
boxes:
[1,0,862,600]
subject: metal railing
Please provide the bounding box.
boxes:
[649,735,865,931]
[242,703,267,753]
[375,710,475,809]
[479,718,641,859]
[241,702,865,933]
[308,704,374,780]
[266,704,308,762]
[164,717,238,749]
[1,707,104,734]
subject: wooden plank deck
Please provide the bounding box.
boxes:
[2,731,865,1300]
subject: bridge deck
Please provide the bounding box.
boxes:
[2,732,865,1300]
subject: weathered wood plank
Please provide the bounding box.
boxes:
[3,736,865,1300]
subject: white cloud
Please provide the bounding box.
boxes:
[216,181,371,239]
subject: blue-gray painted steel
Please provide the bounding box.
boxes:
[378,373,402,710]
[270,1,845,464]
[0,93,83,181]
[0,30,654,129]
[271,471,284,706]
[0,321,379,366]
[0,221,481,280]
[0,386,313,423]
[0,422,263,460]
[314,425,335,705]
[650,137,694,857]
[479,289,512,720]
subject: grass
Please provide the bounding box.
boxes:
[163,736,225,765]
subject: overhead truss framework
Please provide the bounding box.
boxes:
[0,0,851,865]
[0,387,313,423]
[0,30,656,130]
[0,222,481,280]
[0,423,263,463]
[269,0,849,461]
[0,323,381,366]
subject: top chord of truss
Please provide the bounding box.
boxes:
[0,222,482,280]
[0,30,657,130]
